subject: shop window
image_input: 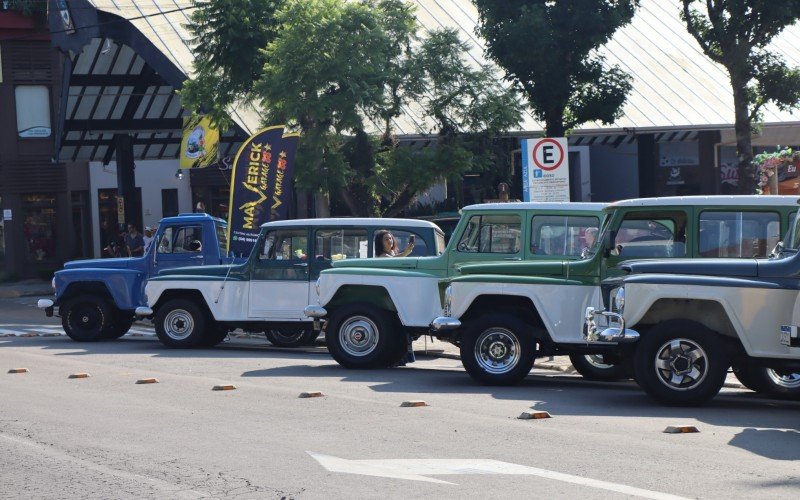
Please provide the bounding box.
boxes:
[699,211,780,258]
[22,193,57,261]
[98,188,141,257]
[531,215,599,256]
[15,86,51,138]
[0,217,5,261]
[192,186,230,221]
[162,189,179,217]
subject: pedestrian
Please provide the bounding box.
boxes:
[143,226,155,252]
[125,223,145,257]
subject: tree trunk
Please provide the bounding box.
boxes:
[383,188,417,218]
[545,110,566,138]
[731,79,755,194]
[314,191,330,218]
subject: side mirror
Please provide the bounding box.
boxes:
[770,241,784,258]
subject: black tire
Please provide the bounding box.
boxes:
[633,320,729,406]
[733,364,800,399]
[266,328,318,348]
[102,312,134,339]
[325,302,405,368]
[569,353,629,381]
[154,299,208,349]
[60,295,113,342]
[199,323,229,347]
[460,313,538,386]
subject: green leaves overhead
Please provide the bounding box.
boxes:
[473,0,638,137]
[184,0,522,216]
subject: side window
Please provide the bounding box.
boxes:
[391,230,429,256]
[315,228,368,262]
[699,211,781,258]
[531,215,599,256]
[158,226,203,254]
[215,223,229,256]
[456,215,521,254]
[259,229,308,261]
[613,212,687,258]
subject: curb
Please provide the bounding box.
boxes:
[0,288,53,299]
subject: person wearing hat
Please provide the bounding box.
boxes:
[143,226,155,252]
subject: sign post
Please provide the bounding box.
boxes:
[521,137,570,202]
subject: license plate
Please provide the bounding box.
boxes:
[780,325,793,346]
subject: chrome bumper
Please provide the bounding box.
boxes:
[135,306,154,317]
[37,299,54,317]
[304,305,327,318]
[430,316,461,332]
[584,307,639,343]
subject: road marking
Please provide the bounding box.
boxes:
[307,452,689,498]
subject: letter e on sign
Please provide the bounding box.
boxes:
[532,138,565,171]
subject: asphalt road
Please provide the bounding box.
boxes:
[1,298,799,499]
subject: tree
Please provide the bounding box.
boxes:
[473,0,638,137]
[681,1,800,193]
[185,0,522,216]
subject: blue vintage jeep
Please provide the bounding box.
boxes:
[37,213,238,342]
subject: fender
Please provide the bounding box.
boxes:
[55,269,146,311]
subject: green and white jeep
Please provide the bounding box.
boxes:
[137,218,444,349]
[305,202,606,368]
[430,196,798,388]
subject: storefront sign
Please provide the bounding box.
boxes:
[116,196,125,224]
[3,209,11,221]
[55,0,76,34]
[521,137,570,202]
[227,126,300,256]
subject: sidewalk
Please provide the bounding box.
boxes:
[0,279,53,299]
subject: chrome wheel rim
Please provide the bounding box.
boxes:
[164,309,194,341]
[766,369,800,389]
[654,338,708,391]
[475,328,521,375]
[339,316,379,357]
[584,354,614,370]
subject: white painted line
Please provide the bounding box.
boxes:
[308,452,689,498]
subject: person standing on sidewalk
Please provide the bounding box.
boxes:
[125,224,145,257]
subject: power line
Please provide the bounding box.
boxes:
[0,4,198,42]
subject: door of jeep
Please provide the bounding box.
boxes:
[153,225,205,272]
[446,213,524,273]
[602,209,689,279]
[248,228,311,319]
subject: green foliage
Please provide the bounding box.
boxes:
[181,0,284,128]
[473,0,637,136]
[185,0,522,215]
[681,0,800,192]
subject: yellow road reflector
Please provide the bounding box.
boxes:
[20,333,38,338]
[212,384,237,391]
[41,333,61,337]
[400,400,428,407]
[299,391,324,398]
[8,368,29,374]
[518,411,552,420]
[68,373,91,379]
[136,378,159,384]
[663,425,699,434]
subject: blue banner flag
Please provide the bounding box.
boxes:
[227,126,300,256]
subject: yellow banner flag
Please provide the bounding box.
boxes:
[179,115,219,169]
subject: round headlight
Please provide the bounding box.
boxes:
[613,287,625,313]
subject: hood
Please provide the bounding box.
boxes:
[63,257,137,270]
[457,260,565,277]
[620,258,758,278]
[333,257,421,270]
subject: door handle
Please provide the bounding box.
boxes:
[190,255,204,260]
[503,257,522,261]
[293,262,308,267]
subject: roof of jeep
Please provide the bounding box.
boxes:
[259,218,441,229]
[160,213,226,225]
[607,195,799,208]
[461,202,607,212]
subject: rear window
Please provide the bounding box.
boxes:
[315,228,368,261]
[613,211,687,258]
[699,211,781,258]
[215,223,228,256]
[531,215,599,256]
[456,214,521,254]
